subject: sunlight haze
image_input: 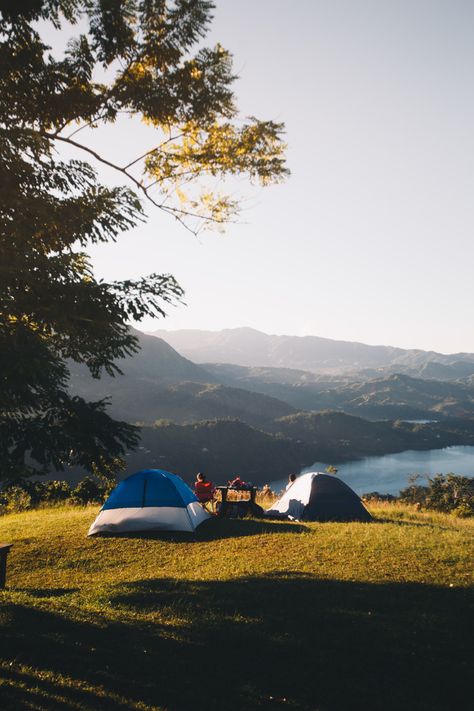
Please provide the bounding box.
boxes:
[79,0,474,354]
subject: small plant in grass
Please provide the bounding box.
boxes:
[1,486,33,513]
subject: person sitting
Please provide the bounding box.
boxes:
[285,473,297,490]
[228,475,245,489]
[194,472,215,511]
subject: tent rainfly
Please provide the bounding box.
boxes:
[266,472,372,522]
[88,469,210,536]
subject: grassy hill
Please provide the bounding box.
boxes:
[0,504,472,710]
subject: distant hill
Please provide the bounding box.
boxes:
[129,419,315,483]
[114,415,474,486]
[312,374,474,420]
[149,327,474,376]
[201,365,474,420]
[268,411,474,458]
[69,330,295,425]
[69,329,474,424]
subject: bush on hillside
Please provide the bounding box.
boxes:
[399,476,430,506]
[0,475,108,515]
[34,481,72,503]
[0,486,33,513]
[399,473,474,516]
[70,477,105,505]
[425,474,474,517]
[362,492,397,502]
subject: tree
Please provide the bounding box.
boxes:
[0,0,288,482]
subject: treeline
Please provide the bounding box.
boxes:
[2,472,472,519]
[0,478,111,515]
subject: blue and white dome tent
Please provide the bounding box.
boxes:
[88,469,211,536]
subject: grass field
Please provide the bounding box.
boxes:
[0,503,472,710]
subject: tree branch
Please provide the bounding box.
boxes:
[39,130,227,234]
[123,133,186,170]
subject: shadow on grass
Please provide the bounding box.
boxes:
[0,575,472,711]
[374,517,456,531]
[195,517,310,540]
[97,517,310,543]
[19,587,79,599]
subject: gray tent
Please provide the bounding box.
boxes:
[266,472,372,522]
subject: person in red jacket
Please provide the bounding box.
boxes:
[194,472,215,511]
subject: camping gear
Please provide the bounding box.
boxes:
[216,485,262,518]
[266,472,372,522]
[0,543,13,589]
[88,469,211,536]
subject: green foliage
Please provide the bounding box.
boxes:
[425,473,474,516]
[399,473,474,516]
[361,491,396,503]
[0,1,287,483]
[0,476,101,513]
[399,475,430,506]
[37,480,72,503]
[0,486,32,513]
[70,477,103,505]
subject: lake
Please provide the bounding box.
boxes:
[272,446,474,496]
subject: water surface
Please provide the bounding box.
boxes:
[272,446,474,496]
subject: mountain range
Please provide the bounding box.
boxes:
[69,329,295,425]
[65,327,474,484]
[149,327,474,378]
[69,328,474,424]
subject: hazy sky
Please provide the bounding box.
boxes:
[56,1,474,353]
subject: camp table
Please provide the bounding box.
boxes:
[0,543,13,589]
[216,486,259,517]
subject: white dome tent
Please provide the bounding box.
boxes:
[266,472,372,522]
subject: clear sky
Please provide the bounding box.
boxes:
[62,1,474,353]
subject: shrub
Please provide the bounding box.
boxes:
[398,474,429,507]
[425,473,474,515]
[2,486,33,513]
[362,492,397,503]
[40,480,72,503]
[70,477,104,505]
[399,484,430,506]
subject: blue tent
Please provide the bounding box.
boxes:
[88,469,210,535]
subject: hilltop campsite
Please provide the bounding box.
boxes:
[1,2,474,710]
[0,494,472,710]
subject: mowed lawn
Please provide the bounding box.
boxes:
[0,504,473,711]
